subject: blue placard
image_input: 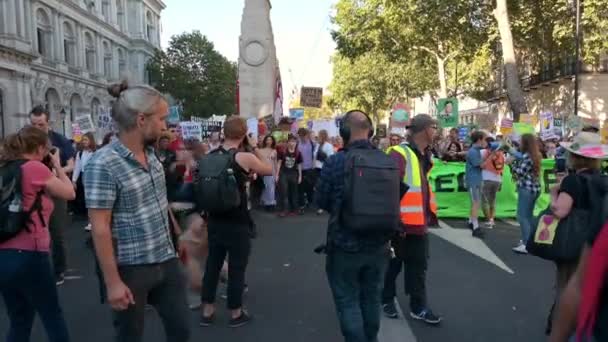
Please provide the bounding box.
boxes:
[458,126,470,142]
[289,108,305,120]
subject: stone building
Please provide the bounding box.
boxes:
[0,0,165,138]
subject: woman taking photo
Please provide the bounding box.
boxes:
[511,133,542,254]
[543,132,606,335]
[72,132,96,230]
[259,135,278,211]
[0,126,75,342]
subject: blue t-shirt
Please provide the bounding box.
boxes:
[49,131,75,167]
[465,145,483,187]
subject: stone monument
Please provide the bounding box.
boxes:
[239,0,281,119]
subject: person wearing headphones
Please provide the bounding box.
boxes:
[315,110,395,342]
[381,114,442,325]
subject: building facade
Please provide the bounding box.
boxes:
[0,0,165,138]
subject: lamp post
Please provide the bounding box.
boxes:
[574,0,581,117]
[60,108,67,136]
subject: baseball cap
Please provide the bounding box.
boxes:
[407,114,439,133]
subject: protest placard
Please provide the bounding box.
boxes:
[513,122,535,135]
[540,112,556,140]
[289,108,305,120]
[300,87,323,108]
[71,123,82,142]
[75,114,95,133]
[500,118,513,136]
[437,98,459,128]
[179,121,203,141]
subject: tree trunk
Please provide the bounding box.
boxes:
[436,55,448,98]
[494,0,529,122]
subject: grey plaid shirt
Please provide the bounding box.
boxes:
[84,140,176,266]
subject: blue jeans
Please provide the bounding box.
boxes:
[517,188,539,244]
[0,249,70,342]
[326,246,389,342]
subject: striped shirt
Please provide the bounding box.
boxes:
[84,140,176,266]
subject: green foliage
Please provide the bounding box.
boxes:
[147,31,237,119]
[329,52,434,125]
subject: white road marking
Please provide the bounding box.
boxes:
[432,221,514,274]
[379,298,417,342]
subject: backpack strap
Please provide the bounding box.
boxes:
[24,190,46,230]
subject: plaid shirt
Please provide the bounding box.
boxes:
[315,140,389,253]
[84,140,176,266]
[511,152,541,193]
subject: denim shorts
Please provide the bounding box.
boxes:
[469,185,482,202]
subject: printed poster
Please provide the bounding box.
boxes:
[75,114,95,133]
[540,112,556,141]
[179,121,203,141]
[500,118,513,136]
[289,108,305,121]
[437,98,459,128]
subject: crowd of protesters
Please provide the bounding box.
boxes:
[1,77,608,342]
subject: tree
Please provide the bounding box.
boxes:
[147,31,237,118]
[329,52,434,126]
[494,0,528,122]
[332,0,492,98]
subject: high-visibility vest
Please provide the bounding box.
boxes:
[387,144,437,226]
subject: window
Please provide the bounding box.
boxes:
[63,22,76,66]
[103,41,112,79]
[102,0,110,21]
[116,0,125,31]
[87,0,95,13]
[146,12,154,42]
[85,32,96,73]
[36,9,51,58]
[118,48,126,77]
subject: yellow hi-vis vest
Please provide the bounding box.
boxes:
[387,144,437,226]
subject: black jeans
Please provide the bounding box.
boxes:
[201,222,251,309]
[279,171,299,212]
[299,169,317,208]
[381,234,429,313]
[0,250,70,342]
[326,246,389,342]
[113,258,190,342]
[49,197,69,276]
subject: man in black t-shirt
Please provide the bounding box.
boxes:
[277,134,302,217]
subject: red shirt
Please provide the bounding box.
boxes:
[168,138,184,152]
[0,161,54,252]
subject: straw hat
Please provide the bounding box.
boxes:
[560,132,608,159]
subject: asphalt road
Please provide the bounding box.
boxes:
[0,213,557,342]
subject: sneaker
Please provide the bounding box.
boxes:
[199,314,215,327]
[484,220,495,229]
[316,209,324,215]
[513,243,528,254]
[84,223,92,231]
[467,222,474,230]
[229,310,252,328]
[410,308,442,325]
[472,228,485,239]
[382,303,399,319]
[278,212,288,218]
[55,274,65,286]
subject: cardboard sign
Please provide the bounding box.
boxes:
[520,114,536,126]
[602,121,608,144]
[75,114,95,133]
[179,122,203,141]
[72,123,82,142]
[199,120,223,139]
[437,98,459,128]
[376,124,387,138]
[300,87,323,108]
[500,118,513,136]
[97,110,113,131]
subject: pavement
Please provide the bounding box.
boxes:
[0,212,557,342]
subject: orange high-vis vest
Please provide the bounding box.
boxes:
[387,144,437,226]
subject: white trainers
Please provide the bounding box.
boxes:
[484,220,495,229]
[84,223,92,231]
[512,243,528,254]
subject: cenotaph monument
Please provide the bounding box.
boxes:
[239,0,282,119]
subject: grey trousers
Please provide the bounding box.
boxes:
[112,258,190,342]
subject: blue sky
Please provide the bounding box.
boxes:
[161,0,337,111]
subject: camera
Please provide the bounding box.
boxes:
[41,147,58,170]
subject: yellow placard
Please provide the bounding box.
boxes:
[500,127,513,136]
[534,215,560,245]
[520,114,537,126]
[602,121,608,144]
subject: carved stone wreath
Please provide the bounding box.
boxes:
[240,39,269,67]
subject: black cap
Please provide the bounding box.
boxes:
[407,114,438,133]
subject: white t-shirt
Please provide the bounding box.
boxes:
[314,142,335,169]
[481,149,502,183]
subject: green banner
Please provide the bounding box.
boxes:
[430,159,557,218]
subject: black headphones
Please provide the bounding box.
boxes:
[339,109,374,144]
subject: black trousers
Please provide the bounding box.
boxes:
[201,222,251,309]
[279,171,299,212]
[298,169,317,208]
[49,197,69,276]
[113,258,190,342]
[381,234,429,313]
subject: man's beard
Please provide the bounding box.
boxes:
[144,136,158,147]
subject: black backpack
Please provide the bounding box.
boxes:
[340,148,401,235]
[194,148,241,214]
[0,160,45,243]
